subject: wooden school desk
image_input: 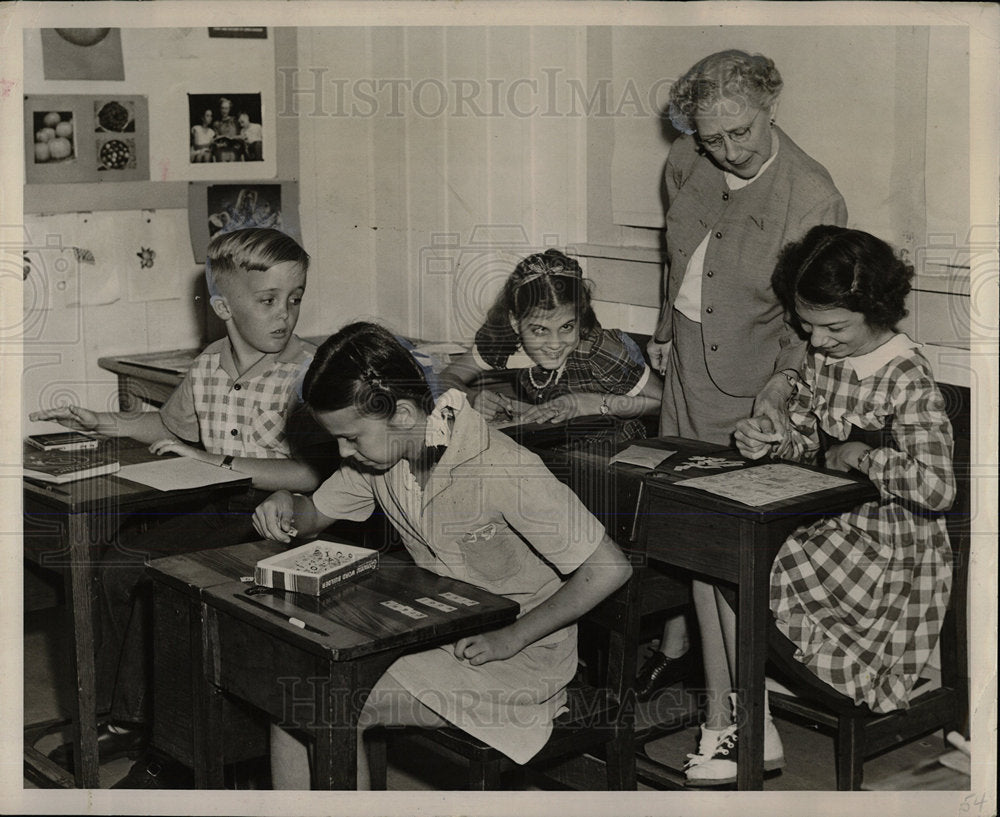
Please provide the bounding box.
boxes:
[22,437,252,789]
[634,437,879,789]
[148,541,520,789]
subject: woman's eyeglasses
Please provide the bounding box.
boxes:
[697,108,764,153]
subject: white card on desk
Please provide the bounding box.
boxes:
[609,445,676,469]
[117,458,248,491]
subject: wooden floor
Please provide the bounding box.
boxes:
[24,607,968,792]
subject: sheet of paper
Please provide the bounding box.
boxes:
[609,445,676,469]
[117,457,248,491]
[675,463,856,507]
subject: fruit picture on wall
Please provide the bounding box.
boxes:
[32,110,75,164]
[25,93,149,183]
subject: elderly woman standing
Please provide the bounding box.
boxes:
[635,51,848,717]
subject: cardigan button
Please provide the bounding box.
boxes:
[722,191,729,201]
[710,344,719,351]
[706,307,713,314]
[706,270,714,277]
[715,231,723,239]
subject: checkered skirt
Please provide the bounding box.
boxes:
[770,347,955,713]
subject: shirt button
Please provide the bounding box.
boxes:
[710,344,719,351]
[230,428,239,437]
[234,383,242,390]
[722,192,729,201]
[715,231,723,239]
[706,307,713,314]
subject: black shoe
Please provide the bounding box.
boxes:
[111,752,194,789]
[47,722,147,772]
[635,649,697,702]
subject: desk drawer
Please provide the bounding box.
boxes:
[639,494,742,583]
[152,584,266,765]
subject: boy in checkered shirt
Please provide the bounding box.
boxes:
[32,228,325,780]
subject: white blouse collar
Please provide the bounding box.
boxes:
[822,333,920,380]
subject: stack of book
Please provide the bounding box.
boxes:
[23,432,120,483]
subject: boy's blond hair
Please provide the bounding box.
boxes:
[206,228,310,298]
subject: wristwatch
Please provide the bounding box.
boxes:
[220,454,235,470]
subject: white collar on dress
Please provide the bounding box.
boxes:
[424,388,468,448]
[819,333,920,380]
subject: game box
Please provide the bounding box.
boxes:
[254,540,379,596]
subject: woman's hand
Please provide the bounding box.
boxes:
[734,416,783,460]
[453,626,523,666]
[29,405,98,432]
[646,339,672,376]
[252,490,298,543]
[825,442,871,474]
[753,371,796,438]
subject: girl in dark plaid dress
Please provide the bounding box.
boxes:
[686,225,955,786]
[439,249,663,443]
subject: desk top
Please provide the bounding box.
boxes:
[150,540,520,661]
[639,436,878,521]
[23,436,252,511]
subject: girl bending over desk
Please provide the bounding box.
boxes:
[253,321,632,789]
[685,225,955,786]
[439,249,662,442]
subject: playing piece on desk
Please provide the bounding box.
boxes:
[416,596,457,612]
[380,600,427,619]
[439,592,479,607]
[672,455,745,472]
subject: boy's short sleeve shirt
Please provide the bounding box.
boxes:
[160,334,315,458]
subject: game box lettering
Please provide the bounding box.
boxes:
[254,540,379,596]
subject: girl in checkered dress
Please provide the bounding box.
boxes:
[439,249,663,443]
[686,225,955,786]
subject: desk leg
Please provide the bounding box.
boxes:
[195,600,226,789]
[312,659,395,790]
[735,520,769,791]
[66,514,101,789]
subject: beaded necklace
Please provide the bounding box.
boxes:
[527,361,566,390]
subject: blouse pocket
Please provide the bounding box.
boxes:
[458,520,523,584]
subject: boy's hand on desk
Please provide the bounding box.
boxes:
[149,438,201,460]
[454,627,521,666]
[29,405,98,431]
[252,490,298,543]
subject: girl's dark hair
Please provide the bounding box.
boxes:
[771,225,913,332]
[484,249,598,334]
[303,322,434,419]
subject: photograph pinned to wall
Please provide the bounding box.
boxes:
[40,28,124,81]
[25,94,149,183]
[187,93,263,163]
[187,180,300,263]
